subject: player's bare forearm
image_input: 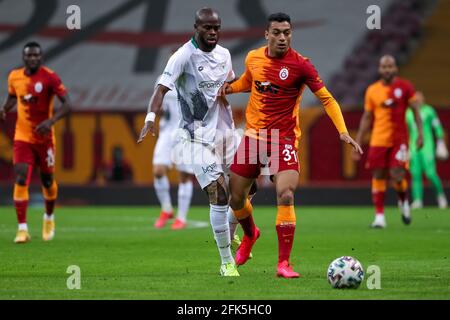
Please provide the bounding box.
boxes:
[35,94,71,135]
[340,132,363,155]
[410,101,424,149]
[0,95,17,121]
[137,84,169,143]
[148,85,169,114]
[51,94,71,123]
[355,111,373,146]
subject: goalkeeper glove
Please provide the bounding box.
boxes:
[436,139,449,160]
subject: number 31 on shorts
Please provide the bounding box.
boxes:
[282,144,298,164]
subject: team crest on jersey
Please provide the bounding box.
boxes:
[394,88,403,98]
[34,82,43,93]
[279,67,289,80]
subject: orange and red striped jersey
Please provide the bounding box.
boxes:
[8,66,67,144]
[364,77,416,147]
[230,46,324,145]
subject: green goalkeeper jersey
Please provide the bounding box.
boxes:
[406,104,444,153]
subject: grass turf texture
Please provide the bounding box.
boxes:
[0,206,449,299]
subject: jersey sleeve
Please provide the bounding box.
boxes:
[50,72,67,97]
[303,58,324,93]
[314,87,348,134]
[158,47,189,91]
[229,53,252,93]
[429,107,444,139]
[7,72,16,96]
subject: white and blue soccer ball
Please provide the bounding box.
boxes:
[327,256,364,289]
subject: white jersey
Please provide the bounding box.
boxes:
[158,38,235,145]
[159,89,180,133]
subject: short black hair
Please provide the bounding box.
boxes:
[195,7,220,24]
[267,12,291,29]
[23,41,41,54]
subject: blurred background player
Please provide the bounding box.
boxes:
[354,55,423,228]
[103,145,133,183]
[221,13,362,278]
[152,87,194,230]
[406,91,448,209]
[138,8,240,276]
[0,42,71,243]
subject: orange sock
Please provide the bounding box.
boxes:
[372,179,386,214]
[276,205,296,263]
[14,184,29,224]
[393,179,408,203]
[234,199,256,237]
[42,181,58,215]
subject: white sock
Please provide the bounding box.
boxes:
[44,213,54,221]
[227,207,238,239]
[177,180,193,222]
[18,223,28,231]
[210,204,234,264]
[154,176,172,212]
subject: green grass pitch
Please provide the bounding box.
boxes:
[0,205,449,299]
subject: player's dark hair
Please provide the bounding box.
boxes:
[23,41,41,54]
[267,12,291,30]
[195,7,220,24]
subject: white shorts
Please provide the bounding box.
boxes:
[173,130,241,189]
[153,130,194,174]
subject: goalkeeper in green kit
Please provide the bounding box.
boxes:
[406,91,448,209]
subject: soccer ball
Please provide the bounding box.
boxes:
[327,256,364,289]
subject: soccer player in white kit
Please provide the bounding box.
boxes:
[138,8,240,276]
[152,88,194,230]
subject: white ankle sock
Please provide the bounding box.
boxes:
[44,213,54,221]
[18,223,28,231]
[210,204,234,264]
[177,180,193,222]
[154,176,172,212]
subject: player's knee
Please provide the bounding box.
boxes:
[424,169,436,180]
[15,171,28,185]
[205,178,228,206]
[14,165,29,185]
[41,177,54,189]
[278,188,294,206]
[15,175,28,186]
[390,169,404,182]
[230,194,246,211]
[153,167,166,179]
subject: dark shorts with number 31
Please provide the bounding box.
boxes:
[230,135,300,179]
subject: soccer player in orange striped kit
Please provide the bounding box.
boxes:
[354,55,423,228]
[221,13,362,278]
[0,42,71,243]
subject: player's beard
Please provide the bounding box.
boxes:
[200,36,217,51]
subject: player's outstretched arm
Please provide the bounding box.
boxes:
[430,107,449,160]
[410,100,424,150]
[0,94,17,122]
[137,84,169,144]
[340,133,363,154]
[353,110,373,161]
[314,87,363,155]
[35,93,71,135]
